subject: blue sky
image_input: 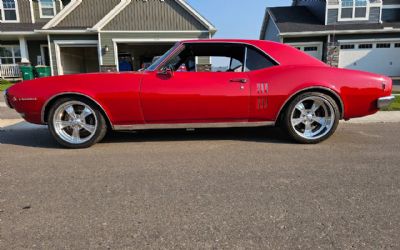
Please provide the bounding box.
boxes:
[186,0,292,39]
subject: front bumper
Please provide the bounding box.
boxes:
[3,90,13,109]
[377,96,395,109]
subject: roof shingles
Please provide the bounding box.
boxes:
[268,6,400,34]
[0,23,44,32]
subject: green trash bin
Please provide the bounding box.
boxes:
[20,65,34,80]
[35,66,51,78]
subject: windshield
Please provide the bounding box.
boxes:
[146,43,180,71]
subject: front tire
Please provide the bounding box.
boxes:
[48,97,107,149]
[282,92,340,144]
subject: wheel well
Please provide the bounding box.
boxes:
[43,94,112,128]
[276,88,344,125]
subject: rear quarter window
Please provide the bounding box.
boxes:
[245,46,277,71]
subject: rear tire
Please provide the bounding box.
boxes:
[282,92,340,144]
[48,97,107,149]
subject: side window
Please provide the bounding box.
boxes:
[162,43,245,72]
[245,46,277,71]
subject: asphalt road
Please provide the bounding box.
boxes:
[0,122,400,249]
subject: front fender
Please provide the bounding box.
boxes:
[7,73,144,125]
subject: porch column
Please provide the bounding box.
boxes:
[19,37,30,63]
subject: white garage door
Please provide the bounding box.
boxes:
[339,41,400,77]
[287,43,323,60]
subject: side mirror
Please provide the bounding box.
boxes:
[158,67,174,77]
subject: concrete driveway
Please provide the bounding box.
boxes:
[0,121,400,249]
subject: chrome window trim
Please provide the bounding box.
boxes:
[41,92,113,125]
[153,43,186,71]
[154,41,281,72]
[244,46,248,72]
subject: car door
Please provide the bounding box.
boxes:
[140,43,250,124]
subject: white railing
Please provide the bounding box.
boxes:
[0,64,21,79]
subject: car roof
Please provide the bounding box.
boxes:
[180,39,326,67]
[181,39,272,47]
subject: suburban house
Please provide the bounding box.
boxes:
[260,0,400,78]
[0,0,216,79]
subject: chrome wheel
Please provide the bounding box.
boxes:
[52,101,98,144]
[290,96,335,140]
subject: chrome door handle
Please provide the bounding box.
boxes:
[229,78,248,84]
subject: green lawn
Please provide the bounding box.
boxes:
[0,83,13,91]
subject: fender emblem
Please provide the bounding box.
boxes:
[15,98,38,101]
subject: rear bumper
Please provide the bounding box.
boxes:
[377,96,395,109]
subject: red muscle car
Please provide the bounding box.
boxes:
[4,39,395,148]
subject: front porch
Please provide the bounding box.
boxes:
[0,36,50,80]
[0,64,20,80]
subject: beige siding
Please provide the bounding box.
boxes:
[100,31,210,66]
[17,0,32,23]
[103,0,207,31]
[55,0,119,28]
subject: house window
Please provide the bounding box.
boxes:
[394,43,400,48]
[358,44,373,49]
[376,43,391,49]
[340,44,355,50]
[304,47,318,51]
[0,46,21,64]
[39,0,56,18]
[1,0,18,21]
[340,0,368,20]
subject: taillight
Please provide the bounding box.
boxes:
[382,77,392,94]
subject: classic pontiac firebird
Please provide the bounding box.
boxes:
[4,39,395,148]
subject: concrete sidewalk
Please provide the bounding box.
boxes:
[0,119,24,129]
[343,111,400,124]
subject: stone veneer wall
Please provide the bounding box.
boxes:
[326,42,340,67]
